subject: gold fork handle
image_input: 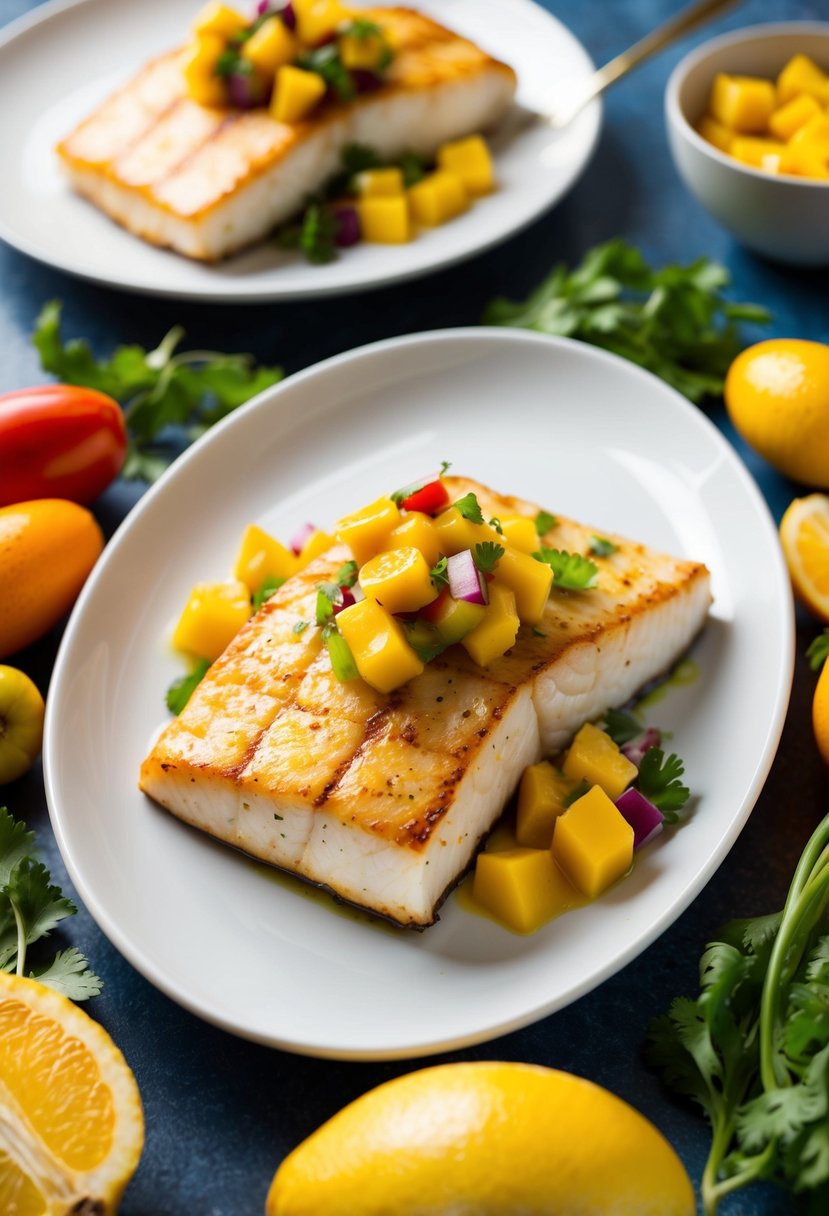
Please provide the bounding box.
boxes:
[551,0,740,127]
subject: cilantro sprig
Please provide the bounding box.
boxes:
[430,556,449,590]
[635,748,690,820]
[453,493,485,524]
[166,658,211,715]
[474,541,504,574]
[484,239,770,404]
[648,810,829,1212]
[33,301,282,483]
[0,809,101,1001]
[535,510,558,537]
[590,536,618,557]
[533,547,598,591]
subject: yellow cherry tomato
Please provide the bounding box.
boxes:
[0,665,45,784]
[0,499,104,659]
[724,339,829,486]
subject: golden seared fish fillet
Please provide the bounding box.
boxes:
[56,8,516,261]
[140,478,711,927]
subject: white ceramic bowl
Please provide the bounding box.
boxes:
[665,22,829,265]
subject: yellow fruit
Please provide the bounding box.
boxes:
[812,653,829,765]
[724,339,829,486]
[0,499,104,659]
[0,971,144,1215]
[0,665,45,784]
[779,493,829,620]
[267,1061,695,1216]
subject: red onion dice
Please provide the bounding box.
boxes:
[226,70,269,109]
[333,205,361,247]
[290,522,317,556]
[332,586,356,615]
[621,727,662,768]
[447,550,489,606]
[615,787,664,849]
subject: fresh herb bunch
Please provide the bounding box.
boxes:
[483,239,771,404]
[33,301,283,483]
[647,811,829,1214]
[0,807,101,1000]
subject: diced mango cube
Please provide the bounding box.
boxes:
[234,523,298,593]
[696,113,735,154]
[516,762,576,849]
[293,0,351,45]
[420,590,485,645]
[335,496,401,564]
[789,113,829,157]
[730,136,785,172]
[461,584,519,667]
[356,196,411,243]
[433,506,502,556]
[552,785,634,899]
[242,15,297,74]
[192,1,246,38]
[710,73,775,133]
[563,722,638,801]
[340,30,389,71]
[776,54,829,106]
[271,65,327,123]
[473,847,576,934]
[296,529,335,569]
[172,580,251,660]
[493,546,552,625]
[336,599,424,693]
[182,35,227,107]
[437,134,494,195]
[382,512,442,567]
[779,142,829,179]
[408,170,468,226]
[359,546,437,614]
[769,92,823,141]
[356,168,405,197]
[499,516,538,554]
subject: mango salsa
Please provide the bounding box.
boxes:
[234,523,298,593]
[421,590,485,645]
[433,507,502,556]
[271,65,327,124]
[340,29,390,71]
[356,168,405,197]
[356,196,411,244]
[182,35,227,107]
[336,598,424,693]
[552,785,634,899]
[242,15,297,74]
[295,529,335,569]
[461,584,519,667]
[494,546,553,626]
[359,546,437,614]
[499,516,538,554]
[292,0,350,46]
[516,762,576,849]
[192,1,246,38]
[382,512,442,568]
[473,848,576,934]
[562,721,638,801]
[436,134,494,195]
[172,580,251,660]
[408,171,468,227]
[336,496,401,564]
[777,53,829,105]
[768,93,823,142]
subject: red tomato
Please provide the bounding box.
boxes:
[0,385,127,507]
[399,479,450,514]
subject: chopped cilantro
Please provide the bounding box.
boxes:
[489,517,504,535]
[473,541,505,574]
[430,556,449,590]
[603,707,643,747]
[166,658,211,715]
[299,204,337,265]
[252,575,285,611]
[636,748,689,820]
[315,582,343,626]
[335,560,359,589]
[297,44,355,101]
[534,547,598,591]
[454,492,484,524]
[293,620,310,635]
[590,536,618,557]
[535,510,558,536]
[563,780,591,808]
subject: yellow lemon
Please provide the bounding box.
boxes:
[0,664,45,784]
[724,339,829,486]
[266,1061,695,1216]
[0,971,144,1215]
[813,657,829,766]
[779,493,829,621]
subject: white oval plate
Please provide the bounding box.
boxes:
[45,329,793,1059]
[0,0,600,300]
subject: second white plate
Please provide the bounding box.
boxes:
[0,0,600,299]
[44,328,793,1058]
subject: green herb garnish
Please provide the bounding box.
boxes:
[166,658,211,715]
[535,510,558,537]
[484,239,771,404]
[0,808,101,1000]
[603,707,643,747]
[293,620,310,635]
[635,748,690,819]
[299,203,338,265]
[33,301,282,484]
[252,575,286,611]
[297,43,355,101]
[590,536,618,557]
[563,780,591,808]
[335,560,359,589]
[430,556,449,590]
[474,541,505,574]
[489,517,504,535]
[533,547,598,591]
[322,621,359,681]
[315,581,343,625]
[439,460,452,477]
[648,811,829,1212]
[454,493,484,524]
[807,630,829,671]
[400,151,428,187]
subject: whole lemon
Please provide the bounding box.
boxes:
[266,1062,695,1216]
[0,665,45,784]
[725,339,829,486]
[813,656,829,766]
[0,499,103,658]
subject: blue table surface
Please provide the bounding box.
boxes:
[2,1,828,1212]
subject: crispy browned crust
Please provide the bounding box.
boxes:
[57,8,516,224]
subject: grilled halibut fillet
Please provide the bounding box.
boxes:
[140,478,712,926]
[56,9,516,261]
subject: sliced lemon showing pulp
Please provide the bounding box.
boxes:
[780,493,829,621]
[0,972,143,1215]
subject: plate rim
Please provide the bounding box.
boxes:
[0,0,601,301]
[43,326,795,1058]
